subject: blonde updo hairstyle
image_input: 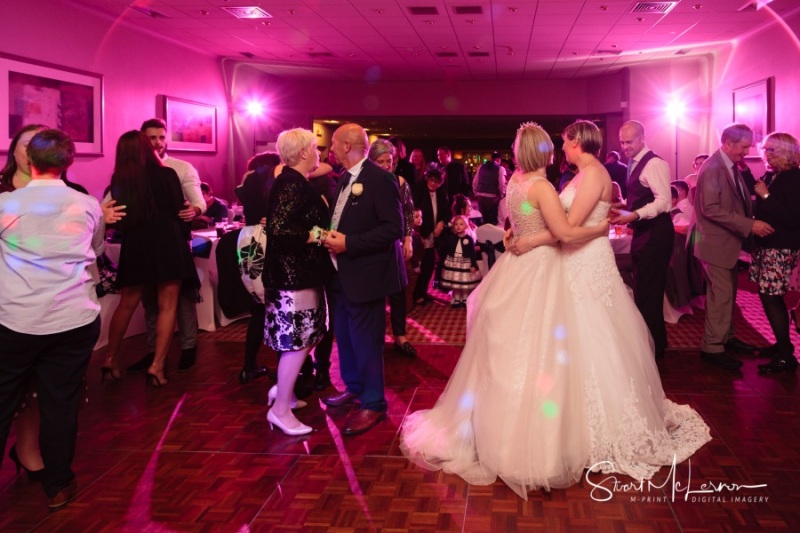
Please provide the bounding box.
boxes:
[276,128,315,167]
[513,122,554,173]
[562,119,603,158]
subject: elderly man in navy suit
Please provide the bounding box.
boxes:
[322,123,406,435]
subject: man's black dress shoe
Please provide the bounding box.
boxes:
[48,479,78,512]
[178,347,196,372]
[393,342,417,358]
[127,352,154,374]
[758,357,798,374]
[322,389,359,407]
[700,351,743,371]
[343,409,386,436]
[724,338,756,354]
[239,367,270,384]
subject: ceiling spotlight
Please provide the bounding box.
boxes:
[425,20,434,24]
[693,4,702,9]
[200,9,209,15]
[288,9,296,15]
[374,9,384,14]
[600,5,609,11]
[508,7,518,12]
[466,19,475,24]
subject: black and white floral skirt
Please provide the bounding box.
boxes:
[264,287,327,352]
[748,247,800,296]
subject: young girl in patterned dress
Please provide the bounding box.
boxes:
[439,215,481,307]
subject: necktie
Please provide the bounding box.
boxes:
[732,165,752,217]
[330,171,353,231]
[627,159,635,182]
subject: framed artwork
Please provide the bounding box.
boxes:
[161,95,217,152]
[0,52,103,155]
[732,77,774,149]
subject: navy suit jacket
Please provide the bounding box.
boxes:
[333,159,406,303]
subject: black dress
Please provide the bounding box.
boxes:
[115,166,197,288]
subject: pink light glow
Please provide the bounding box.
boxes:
[245,100,266,117]
[666,98,686,123]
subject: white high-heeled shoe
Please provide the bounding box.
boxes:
[266,409,312,436]
[267,385,307,410]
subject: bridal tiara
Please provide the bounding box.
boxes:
[517,121,542,134]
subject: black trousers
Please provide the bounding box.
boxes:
[388,288,407,336]
[631,219,674,358]
[0,317,100,498]
[413,247,436,300]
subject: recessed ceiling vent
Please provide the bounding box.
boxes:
[240,52,255,59]
[308,52,335,58]
[468,51,490,57]
[222,6,272,19]
[630,2,678,14]
[436,52,459,57]
[129,6,169,18]
[595,49,623,55]
[453,6,483,15]
[408,6,440,15]
[674,49,692,55]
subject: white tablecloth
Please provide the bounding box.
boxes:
[94,230,231,349]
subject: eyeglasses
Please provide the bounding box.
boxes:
[761,147,777,154]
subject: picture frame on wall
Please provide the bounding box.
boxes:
[0,52,104,155]
[160,95,217,153]
[732,77,774,149]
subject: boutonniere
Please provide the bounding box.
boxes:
[462,238,470,246]
[350,182,364,199]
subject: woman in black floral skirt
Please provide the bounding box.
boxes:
[750,132,800,374]
[263,128,332,435]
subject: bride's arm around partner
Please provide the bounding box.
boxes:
[504,168,609,255]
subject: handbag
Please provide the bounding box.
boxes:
[237,224,267,303]
[95,252,119,297]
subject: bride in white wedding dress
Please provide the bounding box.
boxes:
[400,121,711,499]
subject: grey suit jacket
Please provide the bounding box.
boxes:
[692,149,754,269]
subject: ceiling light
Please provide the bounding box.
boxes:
[221,6,272,19]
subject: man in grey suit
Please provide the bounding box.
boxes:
[693,123,774,371]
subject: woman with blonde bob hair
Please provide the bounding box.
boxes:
[262,128,333,435]
[750,132,800,374]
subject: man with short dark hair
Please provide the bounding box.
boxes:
[604,150,628,198]
[436,146,472,203]
[692,123,774,371]
[472,151,506,225]
[199,181,229,223]
[0,129,104,511]
[126,118,207,374]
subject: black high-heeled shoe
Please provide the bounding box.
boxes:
[8,444,44,482]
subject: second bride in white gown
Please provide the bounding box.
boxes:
[400,121,711,499]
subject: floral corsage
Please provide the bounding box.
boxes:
[349,182,364,203]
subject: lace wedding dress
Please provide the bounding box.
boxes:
[400,176,711,499]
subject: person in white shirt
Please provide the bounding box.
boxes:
[126,118,206,374]
[0,129,104,511]
[611,120,674,360]
[670,180,693,232]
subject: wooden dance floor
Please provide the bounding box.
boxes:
[1,273,799,532]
